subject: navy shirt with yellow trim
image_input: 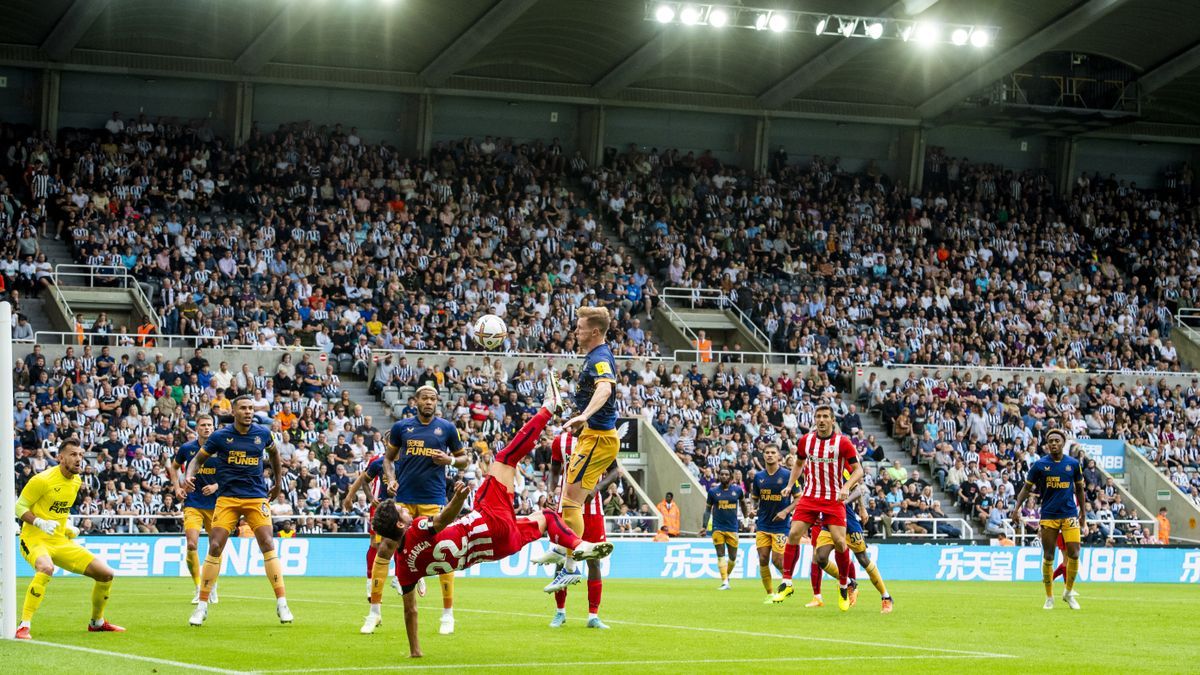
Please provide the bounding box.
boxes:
[1025,455,1082,519]
[204,423,275,500]
[577,343,618,431]
[751,468,796,535]
[388,417,462,505]
[707,484,744,533]
[175,439,220,510]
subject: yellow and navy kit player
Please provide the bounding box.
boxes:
[1025,453,1084,542]
[707,473,745,589]
[751,466,796,555]
[205,422,276,533]
[815,501,868,554]
[566,342,619,491]
[15,440,123,639]
[175,438,220,532]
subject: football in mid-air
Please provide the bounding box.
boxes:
[472,314,508,350]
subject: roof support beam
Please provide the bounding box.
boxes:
[594,31,690,99]
[758,0,942,109]
[40,0,113,62]
[421,0,540,87]
[916,0,1132,120]
[234,1,323,75]
[1139,42,1200,95]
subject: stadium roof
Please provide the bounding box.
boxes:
[3,0,1200,133]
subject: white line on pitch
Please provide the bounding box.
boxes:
[261,654,1003,673]
[220,594,1015,660]
[12,640,248,674]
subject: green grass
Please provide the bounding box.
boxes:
[0,576,1193,673]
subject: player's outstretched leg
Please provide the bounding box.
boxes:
[84,559,124,633]
[766,523,805,604]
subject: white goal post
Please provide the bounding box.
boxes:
[1,301,16,639]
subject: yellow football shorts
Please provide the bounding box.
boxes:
[1040,517,1081,544]
[712,530,738,547]
[20,529,95,575]
[566,427,619,491]
[815,529,868,554]
[755,531,787,554]
[183,507,215,533]
[212,497,272,532]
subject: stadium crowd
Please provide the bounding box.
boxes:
[0,116,660,358]
[599,143,1191,373]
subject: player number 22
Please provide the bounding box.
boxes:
[427,537,469,575]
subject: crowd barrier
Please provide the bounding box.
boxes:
[14,538,1200,584]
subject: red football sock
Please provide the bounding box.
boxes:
[587,580,602,614]
[835,548,851,587]
[542,509,583,550]
[782,543,800,581]
[809,561,822,596]
[1053,563,1066,580]
[555,588,567,610]
[848,559,858,581]
[366,546,376,579]
[495,408,552,467]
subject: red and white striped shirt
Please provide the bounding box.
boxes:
[797,432,858,502]
[551,432,604,516]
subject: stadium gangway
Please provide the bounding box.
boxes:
[1008,518,1159,545]
[879,517,975,540]
[661,286,773,351]
[52,263,162,330]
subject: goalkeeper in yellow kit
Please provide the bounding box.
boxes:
[14,439,124,639]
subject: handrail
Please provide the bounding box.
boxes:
[880,517,975,540]
[670,349,814,366]
[659,298,700,345]
[32,331,227,348]
[1010,517,1158,545]
[662,286,772,351]
[51,263,162,330]
[860,361,1200,378]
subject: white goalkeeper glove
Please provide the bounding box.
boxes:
[64,524,80,539]
[32,517,59,536]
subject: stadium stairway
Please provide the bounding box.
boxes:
[340,377,396,424]
[38,233,74,271]
[855,406,974,537]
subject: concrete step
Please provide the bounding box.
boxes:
[340,379,395,425]
[15,296,55,335]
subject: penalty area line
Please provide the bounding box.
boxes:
[12,640,249,674]
[221,594,1016,660]
[261,654,1004,672]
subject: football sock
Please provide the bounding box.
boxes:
[587,580,602,614]
[91,579,113,621]
[22,572,50,621]
[366,546,377,579]
[1053,562,1066,580]
[848,561,858,581]
[555,587,568,610]
[810,562,823,596]
[1042,559,1054,598]
[782,543,800,581]
[495,408,552,466]
[370,556,391,604]
[835,548,851,588]
[543,509,583,550]
[1065,557,1079,592]
[865,561,888,597]
[199,555,221,602]
[822,560,839,579]
[263,550,286,599]
[440,573,454,610]
[186,548,201,586]
[718,556,729,582]
[760,565,774,594]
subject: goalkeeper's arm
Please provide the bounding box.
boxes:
[16,485,61,536]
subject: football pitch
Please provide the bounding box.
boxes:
[1,577,1193,673]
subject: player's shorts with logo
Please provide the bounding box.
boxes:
[1040,517,1081,543]
[212,496,272,532]
[566,427,619,491]
[792,496,846,528]
[755,531,787,554]
[183,507,214,532]
[711,530,738,547]
[19,528,95,574]
[473,476,543,557]
[814,528,868,554]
